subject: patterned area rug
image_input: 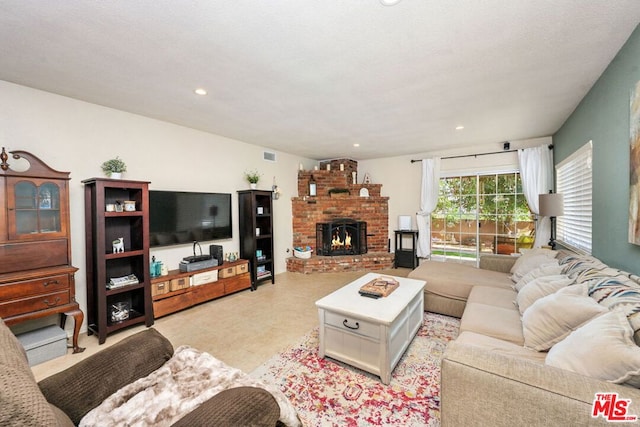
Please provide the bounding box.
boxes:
[252,312,460,426]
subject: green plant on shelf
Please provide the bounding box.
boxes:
[101,157,127,176]
[244,169,261,184]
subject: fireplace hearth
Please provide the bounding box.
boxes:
[316,219,367,256]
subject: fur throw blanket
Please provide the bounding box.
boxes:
[79,345,300,426]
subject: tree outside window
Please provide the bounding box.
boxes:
[431,173,534,262]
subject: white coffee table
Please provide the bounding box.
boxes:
[315,272,425,384]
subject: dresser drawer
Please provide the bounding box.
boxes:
[0,274,70,300]
[224,274,251,294]
[324,311,380,340]
[0,290,70,318]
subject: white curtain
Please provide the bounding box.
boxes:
[518,145,554,248]
[416,158,441,258]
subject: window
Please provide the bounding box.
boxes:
[556,141,593,254]
[431,172,534,264]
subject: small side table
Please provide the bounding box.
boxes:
[394,230,419,269]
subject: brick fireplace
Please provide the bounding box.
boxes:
[287,159,394,273]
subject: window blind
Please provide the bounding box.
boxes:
[556,141,593,254]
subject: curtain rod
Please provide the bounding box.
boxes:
[410,144,553,163]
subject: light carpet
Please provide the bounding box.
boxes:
[252,312,460,426]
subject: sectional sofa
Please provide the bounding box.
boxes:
[408,249,640,426]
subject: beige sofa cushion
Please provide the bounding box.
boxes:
[460,302,524,345]
[455,331,546,364]
[409,260,513,302]
[546,310,640,387]
[467,286,517,310]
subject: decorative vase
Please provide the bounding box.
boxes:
[110,172,122,179]
[250,183,257,189]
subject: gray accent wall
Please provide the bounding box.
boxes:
[554,24,640,274]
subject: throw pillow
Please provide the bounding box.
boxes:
[554,249,577,263]
[546,310,640,387]
[571,266,623,284]
[522,284,607,351]
[588,275,638,301]
[587,276,640,332]
[560,256,606,276]
[556,252,600,266]
[513,260,562,292]
[510,249,558,283]
[516,274,575,314]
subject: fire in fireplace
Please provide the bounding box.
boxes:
[316,219,367,256]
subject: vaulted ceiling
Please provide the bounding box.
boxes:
[1,1,639,160]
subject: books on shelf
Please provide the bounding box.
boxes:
[257,265,271,278]
[107,274,139,290]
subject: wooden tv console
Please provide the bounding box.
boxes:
[150,259,251,319]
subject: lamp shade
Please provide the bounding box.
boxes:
[539,193,564,217]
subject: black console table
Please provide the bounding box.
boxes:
[394,230,419,269]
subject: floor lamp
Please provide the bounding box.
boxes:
[538,192,564,250]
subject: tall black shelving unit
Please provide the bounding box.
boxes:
[238,190,275,290]
[83,178,154,344]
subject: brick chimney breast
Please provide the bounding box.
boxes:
[291,160,389,270]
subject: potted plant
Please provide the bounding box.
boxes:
[101,157,127,179]
[244,170,261,189]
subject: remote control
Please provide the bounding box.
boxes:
[359,291,381,299]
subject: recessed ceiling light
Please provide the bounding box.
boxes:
[353,143,360,147]
[380,0,401,5]
[194,88,207,96]
[455,125,465,130]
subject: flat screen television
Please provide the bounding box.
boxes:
[149,190,232,247]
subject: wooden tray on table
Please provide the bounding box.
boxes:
[358,276,400,298]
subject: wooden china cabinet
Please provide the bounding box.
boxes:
[0,148,84,353]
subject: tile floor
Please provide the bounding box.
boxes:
[32,269,411,381]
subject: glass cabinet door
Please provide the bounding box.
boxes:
[7,178,66,239]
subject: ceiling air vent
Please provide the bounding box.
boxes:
[263,151,276,162]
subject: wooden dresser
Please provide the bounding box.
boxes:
[0,148,84,353]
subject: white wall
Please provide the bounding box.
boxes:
[1,79,553,335]
[358,137,552,244]
[0,80,313,334]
